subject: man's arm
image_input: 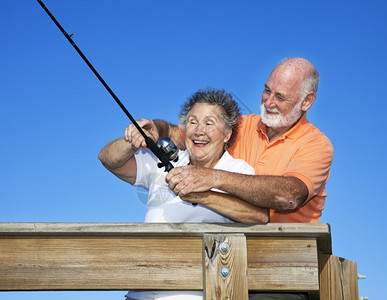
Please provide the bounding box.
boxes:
[153,119,186,150]
[166,166,308,211]
[216,172,309,210]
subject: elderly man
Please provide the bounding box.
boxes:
[129,57,333,223]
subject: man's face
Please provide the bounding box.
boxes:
[260,66,304,129]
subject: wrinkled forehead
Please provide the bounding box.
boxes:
[188,103,223,118]
[267,65,304,92]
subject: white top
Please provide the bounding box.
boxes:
[135,149,254,223]
[126,149,254,300]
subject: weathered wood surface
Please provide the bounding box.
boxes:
[0,222,331,253]
[247,237,318,291]
[319,254,359,300]
[203,234,248,299]
[0,223,329,293]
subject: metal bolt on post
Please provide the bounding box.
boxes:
[220,267,230,278]
[219,241,230,254]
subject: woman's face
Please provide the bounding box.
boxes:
[184,103,231,168]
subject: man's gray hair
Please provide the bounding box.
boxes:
[301,67,320,93]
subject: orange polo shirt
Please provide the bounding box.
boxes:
[228,114,333,223]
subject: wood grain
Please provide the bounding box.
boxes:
[203,234,248,299]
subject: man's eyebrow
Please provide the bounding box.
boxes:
[264,84,287,100]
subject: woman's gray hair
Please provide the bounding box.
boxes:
[178,87,242,149]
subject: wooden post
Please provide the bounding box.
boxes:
[319,254,359,300]
[203,234,248,300]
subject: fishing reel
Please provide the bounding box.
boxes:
[157,137,179,169]
[158,137,196,206]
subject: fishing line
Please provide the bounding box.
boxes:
[37,0,175,172]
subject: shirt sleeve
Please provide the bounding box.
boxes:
[283,134,333,200]
[134,148,159,189]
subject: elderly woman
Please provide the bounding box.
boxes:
[98,88,268,299]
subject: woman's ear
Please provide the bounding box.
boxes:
[224,129,232,144]
[301,92,316,112]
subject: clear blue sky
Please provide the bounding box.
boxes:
[1,0,386,299]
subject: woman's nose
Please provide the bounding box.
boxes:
[194,123,205,135]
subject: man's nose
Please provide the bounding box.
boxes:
[263,93,276,107]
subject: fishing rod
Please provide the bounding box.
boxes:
[37,0,176,172]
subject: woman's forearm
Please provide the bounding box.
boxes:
[98,137,138,184]
[182,191,269,224]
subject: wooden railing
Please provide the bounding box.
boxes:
[0,223,358,299]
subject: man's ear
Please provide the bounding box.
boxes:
[301,92,316,112]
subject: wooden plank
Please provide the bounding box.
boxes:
[247,237,319,292]
[0,236,203,291]
[203,234,248,300]
[2,223,364,298]
[0,223,332,254]
[0,223,327,292]
[0,235,319,292]
[319,254,359,300]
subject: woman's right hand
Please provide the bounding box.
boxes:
[124,119,160,150]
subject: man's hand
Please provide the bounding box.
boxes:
[165,165,217,197]
[124,119,160,150]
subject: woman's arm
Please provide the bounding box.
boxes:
[98,136,138,185]
[182,191,269,224]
